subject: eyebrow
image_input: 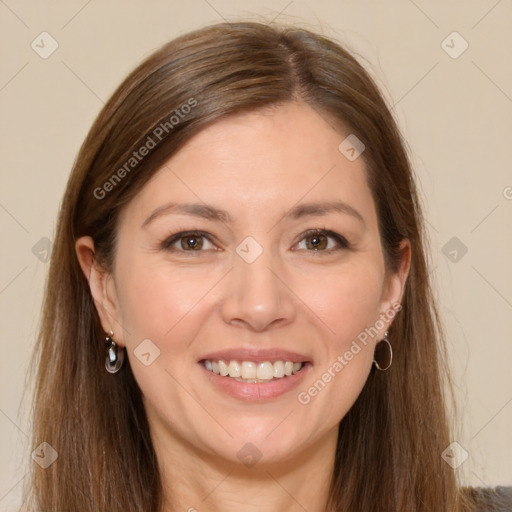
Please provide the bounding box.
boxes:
[142,200,365,228]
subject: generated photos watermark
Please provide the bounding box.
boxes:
[94,97,198,200]
[297,302,402,405]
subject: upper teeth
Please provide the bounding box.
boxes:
[204,359,303,380]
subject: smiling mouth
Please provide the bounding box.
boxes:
[201,359,306,383]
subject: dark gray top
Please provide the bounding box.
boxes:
[462,486,512,511]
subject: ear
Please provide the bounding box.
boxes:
[378,238,411,331]
[75,236,124,345]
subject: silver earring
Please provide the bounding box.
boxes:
[105,331,124,374]
[373,331,393,371]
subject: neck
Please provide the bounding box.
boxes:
[154,425,338,512]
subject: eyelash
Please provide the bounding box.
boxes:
[160,229,350,254]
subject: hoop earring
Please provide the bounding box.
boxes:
[105,331,124,374]
[373,331,393,371]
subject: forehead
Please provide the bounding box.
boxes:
[124,101,377,227]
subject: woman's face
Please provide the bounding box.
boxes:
[79,101,409,467]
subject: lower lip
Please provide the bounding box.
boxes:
[199,362,312,401]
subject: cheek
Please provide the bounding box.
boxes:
[114,259,219,352]
[114,263,213,408]
[120,292,161,340]
[293,262,384,423]
[117,267,171,338]
[295,258,385,350]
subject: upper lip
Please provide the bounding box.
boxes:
[199,348,312,364]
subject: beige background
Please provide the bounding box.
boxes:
[1,0,511,508]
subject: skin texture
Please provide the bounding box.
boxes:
[76,101,410,512]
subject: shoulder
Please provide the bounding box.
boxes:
[460,486,512,512]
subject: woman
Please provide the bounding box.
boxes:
[24,21,510,511]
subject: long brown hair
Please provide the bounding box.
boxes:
[25,21,474,511]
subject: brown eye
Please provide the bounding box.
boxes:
[180,235,204,250]
[161,231,215,252]
[305,233,328,250]
[295,229,349,252]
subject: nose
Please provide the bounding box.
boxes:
[220,248,296,332]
